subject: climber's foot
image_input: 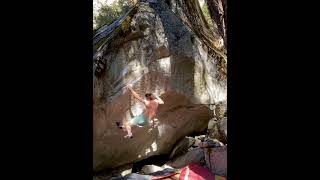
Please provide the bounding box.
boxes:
[116,122,123,129]
[124,134,133,139]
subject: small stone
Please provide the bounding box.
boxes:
[195,135,206,141]
[121,168,132,177]
[141,165,164,174]
[161,164,174,169]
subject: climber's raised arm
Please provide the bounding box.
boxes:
[155,95,164,104]
[127,84,145,104]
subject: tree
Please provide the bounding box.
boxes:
[165,0,226,56]
[93,0,134,31]
[204,0,226,47]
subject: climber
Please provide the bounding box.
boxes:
[116,84,164,138]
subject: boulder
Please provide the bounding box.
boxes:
[169,136,195,158]
[207,118,218,130]
[166,148,205,168]
[215,102,227,118]
[219,117,227,139]
[208,117,227,143]
[93,0,226,172]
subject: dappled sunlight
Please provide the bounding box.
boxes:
[137,140,158,158]
[131,103,145,116]
[151,141,158,152]
[157,123,167,137]
[157,57,171,76]
[192,35,227,104]
[145,148,151,155]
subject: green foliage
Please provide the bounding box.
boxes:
[93,0,133,31]
[201,4,214,29]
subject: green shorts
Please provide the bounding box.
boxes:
[130,113,149,126]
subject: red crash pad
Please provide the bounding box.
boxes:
[179,163,216,180]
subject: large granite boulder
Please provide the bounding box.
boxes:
[93,1,226,172]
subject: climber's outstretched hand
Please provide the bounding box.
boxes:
[125,83,132,91]
[127,83,133,89]
[126,83,144,103]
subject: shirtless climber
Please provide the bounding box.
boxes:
[116,84,164,138]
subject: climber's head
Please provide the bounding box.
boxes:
[145,93,155,100]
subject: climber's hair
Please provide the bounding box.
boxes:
[145,93,155,100]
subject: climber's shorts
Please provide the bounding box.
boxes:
[130,113,149,126]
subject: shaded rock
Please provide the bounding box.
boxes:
[208,122,220,139]
[208,117,227,143]
[207,118,218,130]
[166,148,205,168]
[93,0,226,172]
[219,117,227,140]
[215,102,227,118]
[169,136,195,158]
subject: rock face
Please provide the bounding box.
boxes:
[218,117,227,140]
[93,1,227,172]
[208,118,227,143]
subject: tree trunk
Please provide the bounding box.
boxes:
[205,0,226,47]
[221,0,227,47]
[165,0,226,58]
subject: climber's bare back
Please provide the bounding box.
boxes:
[119,84,165,138]
[126,83,164,124]
[144,99,159,120]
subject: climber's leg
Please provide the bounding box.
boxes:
[124,121,133,138]
[149,118,154,128]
